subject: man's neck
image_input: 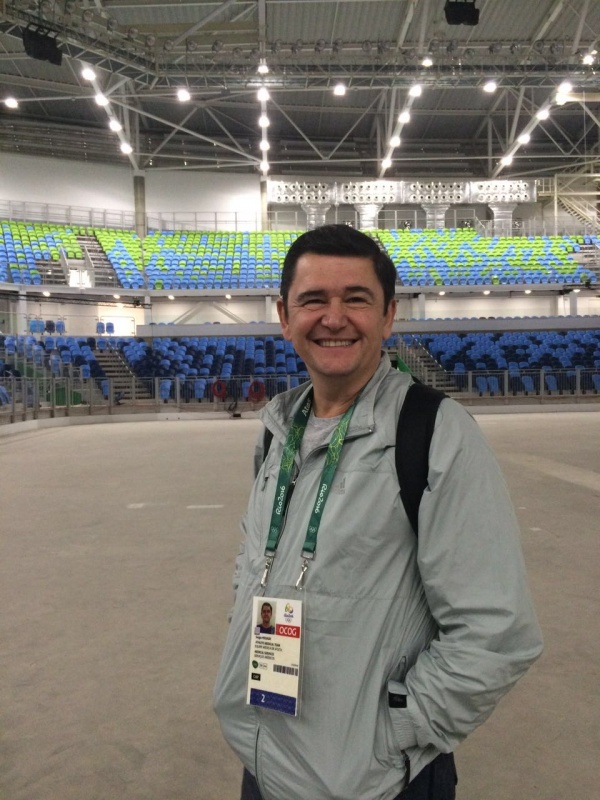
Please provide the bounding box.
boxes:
[311,372,376,418]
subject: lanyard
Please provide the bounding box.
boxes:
[261,389,358,591]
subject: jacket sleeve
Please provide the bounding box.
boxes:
[389,399,543,753]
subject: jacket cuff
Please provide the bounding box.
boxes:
[388,680,419,749]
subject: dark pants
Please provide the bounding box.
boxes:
[241,752,457,800]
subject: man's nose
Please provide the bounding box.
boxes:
[321,299,346,329]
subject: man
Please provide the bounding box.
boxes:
[255,602,275,635]
[214,224,543,800]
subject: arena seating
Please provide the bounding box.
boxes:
[377,228,598,287]
[0,220,83,285]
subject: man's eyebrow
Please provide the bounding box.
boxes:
[294,285,376,302]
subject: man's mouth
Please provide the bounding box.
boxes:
[316,339,355,347]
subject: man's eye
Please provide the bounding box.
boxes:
[346,296,369,305]
[302,298,325,307]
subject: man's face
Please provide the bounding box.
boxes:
[261,605,272,627]
[277,253,396,394]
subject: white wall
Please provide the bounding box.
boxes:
[0,154,135,211]
[144,171,260,214]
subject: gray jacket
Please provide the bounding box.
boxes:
[214,354,543,800]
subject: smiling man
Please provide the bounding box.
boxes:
[214,225,542,800]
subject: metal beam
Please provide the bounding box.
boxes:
[171,0,241,48]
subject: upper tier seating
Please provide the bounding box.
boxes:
[377,228,598,287]
[0,221,83,285]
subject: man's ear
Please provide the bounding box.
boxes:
[276,297,291,341]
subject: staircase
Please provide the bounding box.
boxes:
[93,348,152,399]
[76,235,121,288]
[396,337,461,394]
[557,196,598,230]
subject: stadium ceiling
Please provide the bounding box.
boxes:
[1,0,600,179]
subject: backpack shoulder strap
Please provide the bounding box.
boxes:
[395,383,447,536]
[262,426,274,461]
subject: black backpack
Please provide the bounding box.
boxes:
[262,382,447,536]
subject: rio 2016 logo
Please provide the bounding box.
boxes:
[284,602,294,622]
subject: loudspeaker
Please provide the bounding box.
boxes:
[444,1,480,26]
[22,28,63,66]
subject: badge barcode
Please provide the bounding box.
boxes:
[273,665,299,676]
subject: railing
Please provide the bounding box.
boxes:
[1,371,599,426]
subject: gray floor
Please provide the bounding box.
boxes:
[1,412,599,800]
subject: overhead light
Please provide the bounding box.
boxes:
[333,83,346,96]
[536,107,550,120]
[81,66,96,81]
[582,52,594,65]
[225,293,232,299]
[257,59,269,75]
[500,154,513,166]
[558,80,573,94]
[421,55,433,67]
[109,118,122,132]
[315,39,327,53]
[524,289,532,294]
[42,290,51,297]
[333,39,343,53]
[260,160,270,173]
[168,294,175,300]
[408,84,422,97]
[517,132,531,144]
[573,288,581,293]
[113,294,120,299]
[120,142,133,154]
[259,140,270,151]
[390,135,401,147]
[382,157,392,170]
[555,93,569,106]
[438,290,446,296]
[95,93,109,106]
[4,97,18,109]
[483,289,491,295]
[483,80,497,93]
[398,110,411,124]
[177,87,191,102]
[291,39,303,54]
[258,114,270,128]
[257,87,270,102]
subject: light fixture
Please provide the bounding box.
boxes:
[109,118,122,132]
[517,132,531,144]
[42,291,51,297]
[95,93,109,106]
[212,40,223,53]
[257,59,269,75]
[315,39,327,53]
[259,140,270,151]
[271,40,282,54]
[524,289,532,294]
[177,87,191,102]
[361,40,372,53]
[573,288,581,293]
[107,17,118,32]
[390,135,401,147]
[558,80,573,94]
[398,110,411,124]
[536,107,550,120]
[291,39,303,54]
[438,290,446,296]
[382,157,392,170]
[582,52,594,65]
[333,39,343,53]
[4,97,18,109]
[145,35,156,48]
[257,87,270,102]
[500,154,513,166]
[81,66,96,81]
[168,295,175,300]
[113,294,121,299]
[333,83,346,96]
[483,80,497,93]
[225,293,232,300]
[82,9,94,23]
[483,289,491,295]
[421,55,433,67]
[258,114,270,128]
[120,142,133,154]
[260,160,269,173]
[408,84,422,97]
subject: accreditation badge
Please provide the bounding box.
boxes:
[247,596,303,716]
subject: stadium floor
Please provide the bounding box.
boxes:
[2,412,599,800]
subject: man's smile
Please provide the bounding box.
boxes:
[315,339,356,347]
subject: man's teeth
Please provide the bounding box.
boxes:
[319,340,353,347]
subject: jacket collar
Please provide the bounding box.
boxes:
[261,352,395,443]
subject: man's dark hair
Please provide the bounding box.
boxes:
[261,602,272,613]
[280,224,397,312]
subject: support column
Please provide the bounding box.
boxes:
[411,293,426,320]
[353,203,383,229]
[17,290,27,335]
[133,172,147,239]
[260,178,269,230]
[265,295,272,322]
[302,204,330,230]
[421,204,450,230]
[488,203,517,237]
[144,295,152,326]
[569,291,578,316]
